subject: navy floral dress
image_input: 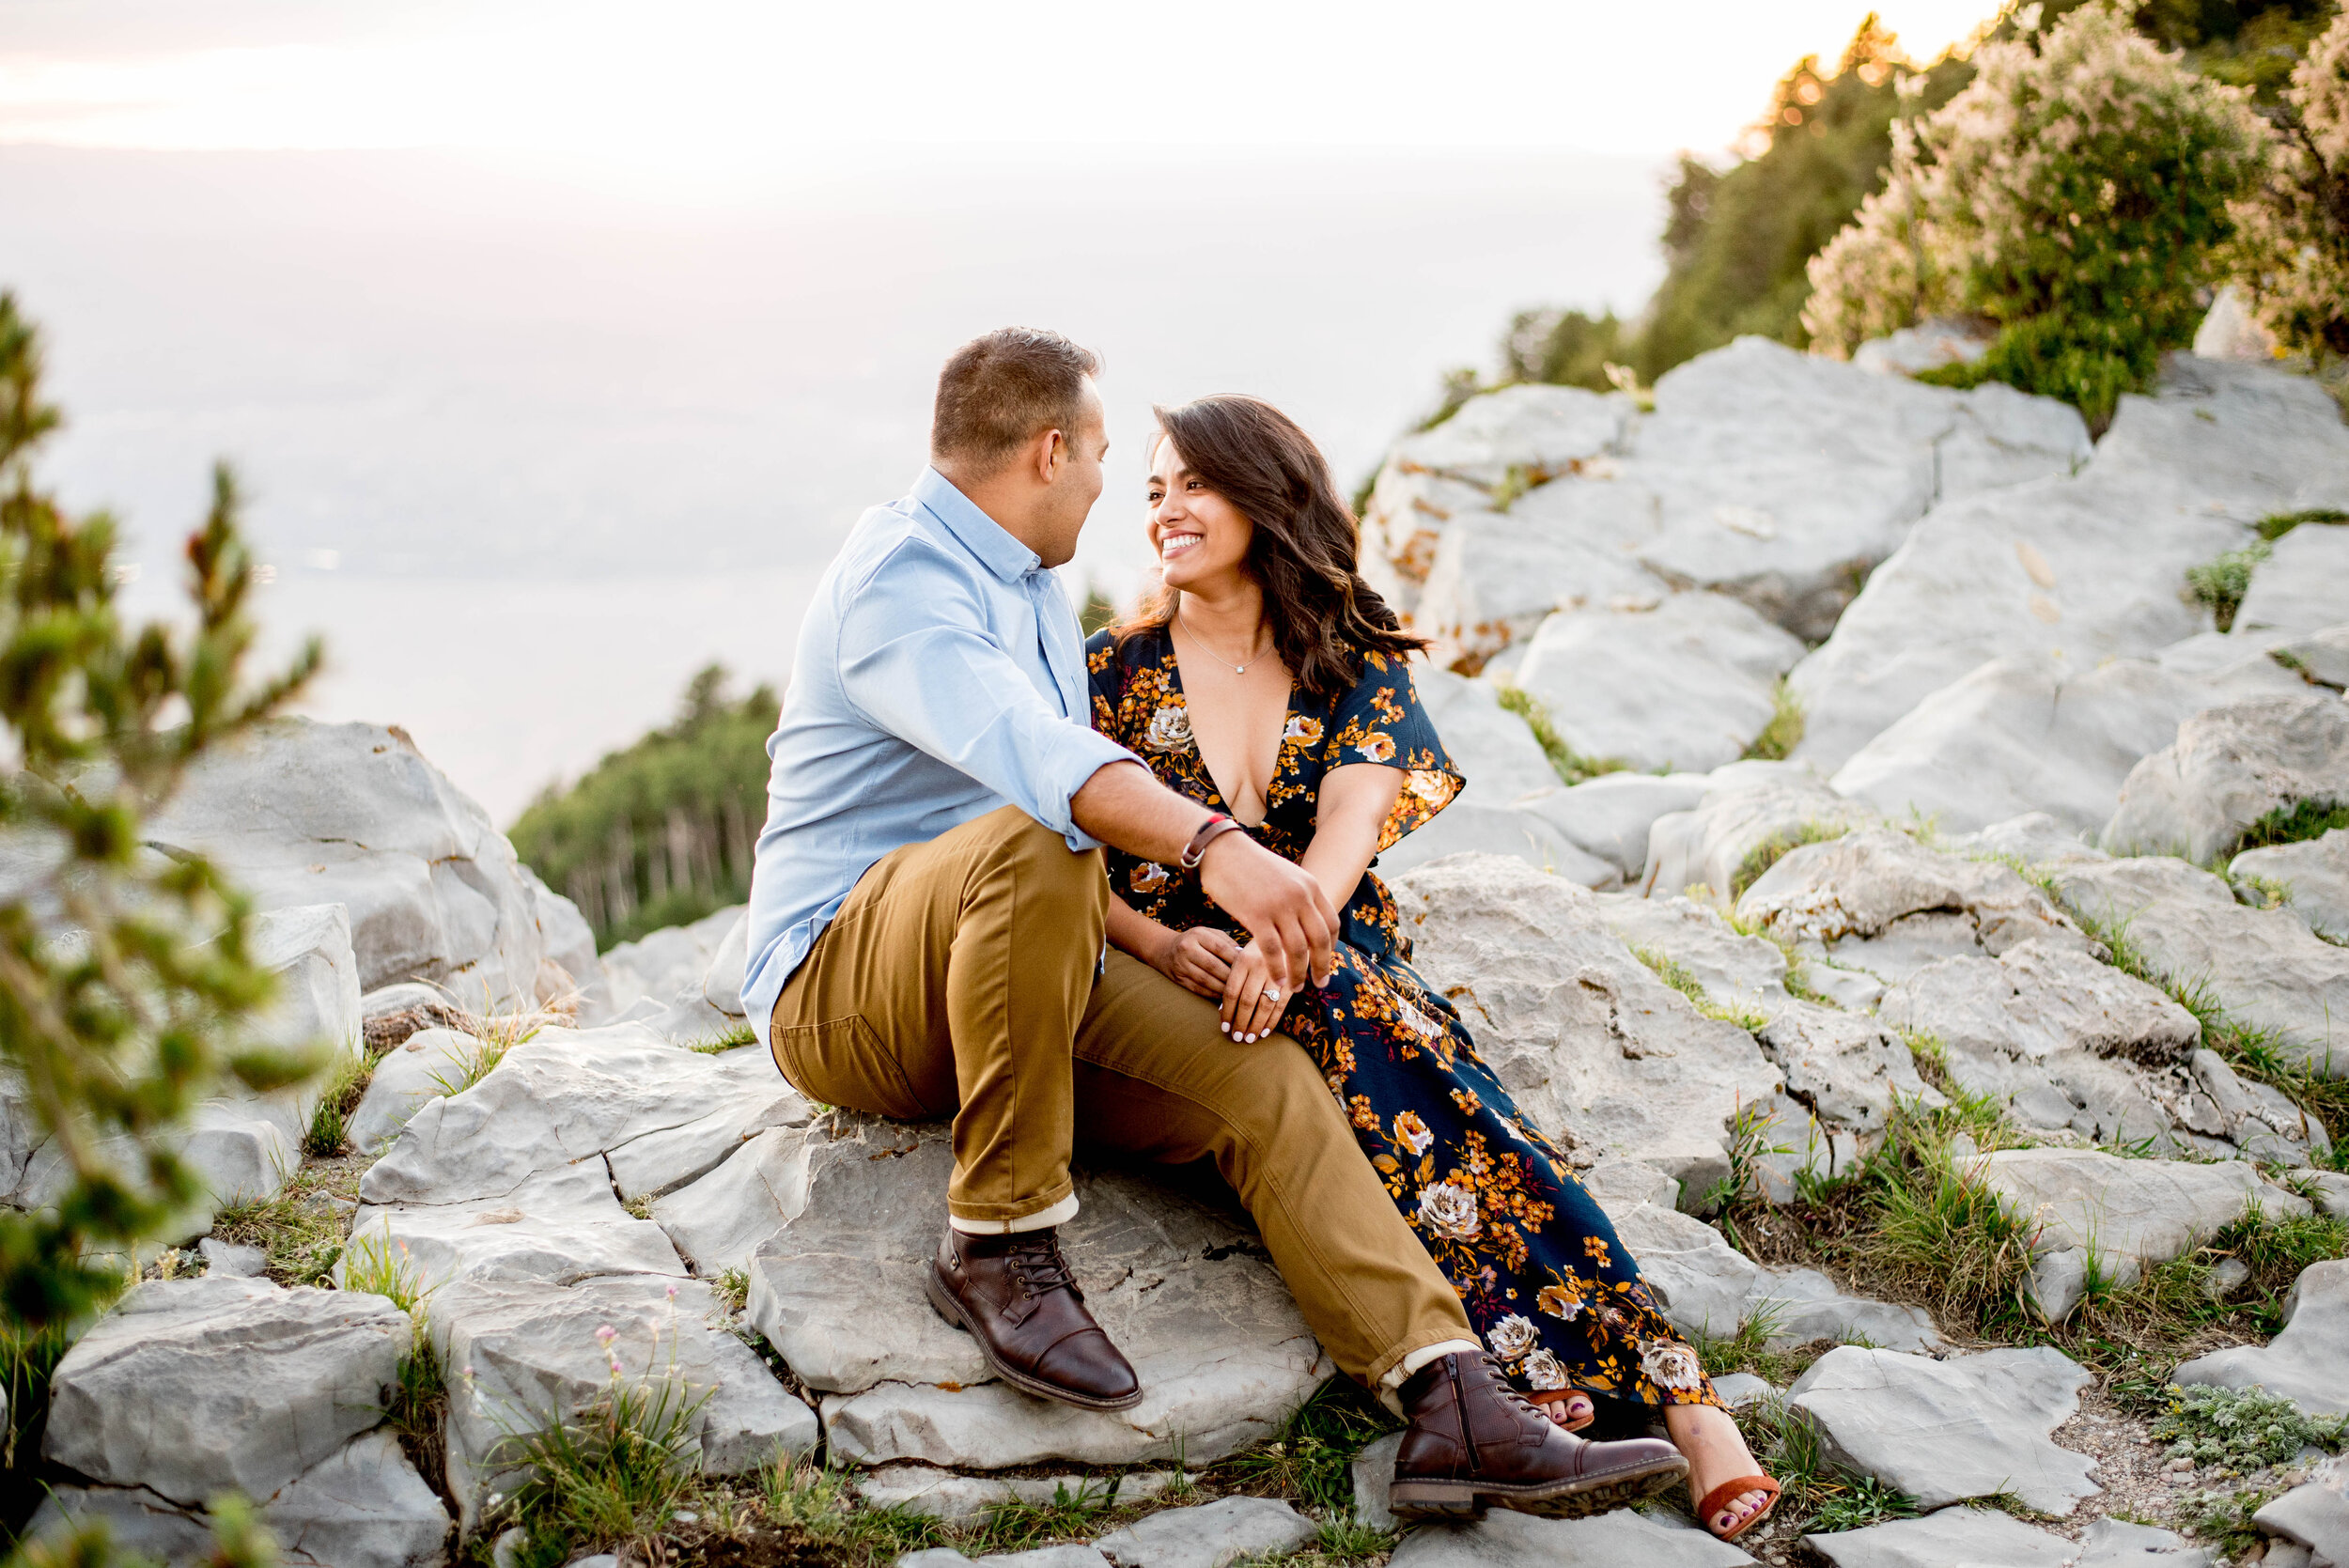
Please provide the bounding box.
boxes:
[1086,625,1720,1415]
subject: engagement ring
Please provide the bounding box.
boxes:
[1263,986,1281,1002]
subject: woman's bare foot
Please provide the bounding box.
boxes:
[1529,1391,1595,1431]
[1662,1403,1775,1537]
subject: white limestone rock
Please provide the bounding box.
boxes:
[1350,1432,1403,1530]
[2233,828,2349,942]
[1522,772,1713,883]
[2237,520,2349,637]
[2103,691,2349,862]
[1601,1196,1939,1351]
[2275,623,2349,690]
[1386,382,1632,490]
[2048,856,2349,1075]
[2290,1169,2349,1219]
[1805,1507,2079,1567]
[431,1272,816,1531]
[601,905,750,1044]
[1092,1497,1317,1568]
[348,1028,491,1157]
[1790,357,2349,770]
[1854,318,1992,378]
[742,1116,1326,1469]
[1374,798,1620,888]
[855,1467,1175,1523]
[2253,1452,2349,1564]
[1754,1002,1940,1132]
[1415,512,1673,673]
[1880,939,2199,1066]
[31,1432,450,1568]
[1391,854,1782,1198]
[650,1124,818,1278]
[1358,467,1500,617]
[700,911,749,1017]
[359,1025,803,1206]
[1595,893,1793,1021]
[1951,811,2112,869]
[520,863,607,1024]
[1977,1147,2288,1277]
[43,1276,410,1506]
[145,718,561,1011]
[343,1160,685,1294]
[2175,1259,2349,1417]
[1735,829,2093,979]
[1513,592,1806,774]
[1411,666,1563,805]
[1831,651,2302,834]
[1641,766,1875,901]
[1387,1501,1758,1567]
[1787,1344,2097,1515]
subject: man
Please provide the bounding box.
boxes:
[740,327,1686,1518]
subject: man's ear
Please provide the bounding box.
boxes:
[1034,427,1068,485]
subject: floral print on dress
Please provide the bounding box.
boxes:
[1085,624,1719,1417]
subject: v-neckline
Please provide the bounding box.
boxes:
[1160,626,1298,830]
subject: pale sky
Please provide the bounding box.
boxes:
[3,0,2001,187]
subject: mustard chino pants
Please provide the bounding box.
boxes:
[767,804,1473,1387]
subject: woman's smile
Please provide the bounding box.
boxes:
[1159,530,1203,561]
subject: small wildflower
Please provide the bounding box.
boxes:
[595,1324,617,1345]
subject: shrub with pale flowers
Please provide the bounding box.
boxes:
[1803,2,2271,428]
[2232,10,2349,360]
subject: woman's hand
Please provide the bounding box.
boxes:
[1221,941,1290,1042]
[1156,925,1242,1001]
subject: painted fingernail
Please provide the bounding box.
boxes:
[1219,1022,1229,1033]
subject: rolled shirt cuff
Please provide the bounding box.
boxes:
[948,1193,1081,1234]
[1037,729,1144,853]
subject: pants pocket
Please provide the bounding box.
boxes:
[772,1014,930,1121]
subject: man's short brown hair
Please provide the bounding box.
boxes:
[931,328,1100,473]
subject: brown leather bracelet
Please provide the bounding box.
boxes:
[1179,812,1244,870]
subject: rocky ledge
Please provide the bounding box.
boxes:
[9,338,2349,1568]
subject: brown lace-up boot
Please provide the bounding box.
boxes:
[925,1226,1142,1411]
[1389,1351,1688,1519]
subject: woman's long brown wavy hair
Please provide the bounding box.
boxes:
[1118,395,1425,704]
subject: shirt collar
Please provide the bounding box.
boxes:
[911,466,1042,584]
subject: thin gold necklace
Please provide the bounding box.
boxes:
[1175,608,1271,675]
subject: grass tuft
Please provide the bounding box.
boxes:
[690,1021,762,1054]
[490,1359,713,1568]
[2255,507,2348,541]
[2232,796,2349,856]
[1206,1377,1400,1516]
[1729,821,1850,900]
[2184,540,2271,632]
[303,1042,379,1157]
[1492,683,1627,786]
[210,1159,364,1287]
[1740,679,1805,763]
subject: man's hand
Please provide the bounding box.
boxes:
[1196,831,1339,999]
[1155,925,1240,1001]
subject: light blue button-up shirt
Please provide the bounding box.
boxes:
[739,467,1140,1030]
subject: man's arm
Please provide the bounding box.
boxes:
[1072,760,1337,996]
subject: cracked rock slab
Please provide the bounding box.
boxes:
[1787,1345,2097,1515]
[30,1432,451,1568]
[1978,1147,2293,1273]
[1391,853,1781,1198]
[1092,1497,1316,1568]
[359,1026,803,1206]
[1641,764,1876,902]
[739,1116,1326,1469]
[431,1273,815,1532]
[343,1159,685,1293]
[1754,1001,1940,1133]
[2104,691,2349,863]
[2234,828,2349,943]
[1805,1506,2081,1567]
[1595,893,1793,1022]
[1387,1505,1758,1567]
[43,1276,410,1507]
[1735,829,2091,963]
[2176,1258,2349,1417]
[2047,856,2349,1076]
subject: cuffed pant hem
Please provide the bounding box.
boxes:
[1364,1329,1484,1408]
[947,1189,1079,1234]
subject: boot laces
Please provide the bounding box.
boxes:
[1480,1353,1551,1423]
[1006,1233,1079,1299]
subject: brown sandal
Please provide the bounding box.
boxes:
[1696,1475,1781,1541]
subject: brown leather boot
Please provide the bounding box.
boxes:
[924,1226,1142,1411]
[1389,1351,1688,1520]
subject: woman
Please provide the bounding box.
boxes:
[1085,396,1780,1543]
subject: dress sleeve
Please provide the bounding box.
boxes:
[1323,649,1465,851]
